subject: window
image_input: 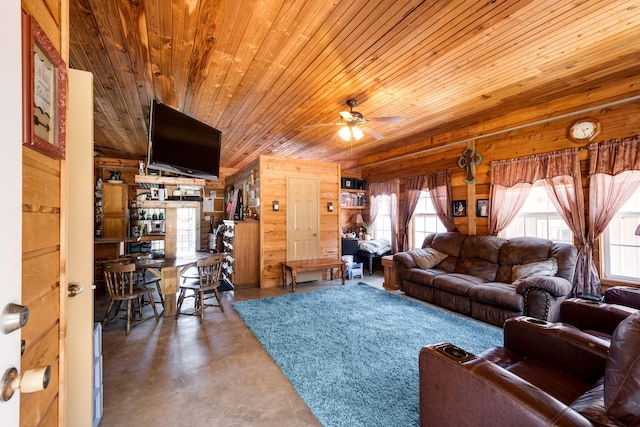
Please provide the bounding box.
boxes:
[373,196,392,241]
[176,207,199,254]
[501,183,573,244]
[411,191,446,249]
[602,186,640,283]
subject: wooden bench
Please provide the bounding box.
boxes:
[280,258,346,292]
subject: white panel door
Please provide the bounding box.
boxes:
[66,69,95,427]
[286,176,319,281]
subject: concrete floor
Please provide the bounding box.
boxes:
[96,272,386,427]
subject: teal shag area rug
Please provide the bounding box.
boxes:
[232,283,502,427]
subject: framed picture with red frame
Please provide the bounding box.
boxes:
[22,12,67,159]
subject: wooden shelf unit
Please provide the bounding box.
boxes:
[135,174,206,187]
[340,189,367,208]
[232,221,260,286]
[135,175,205,258]
[139,200,201,209]
[221,220,260,287]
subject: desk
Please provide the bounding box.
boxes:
[357,249,392,275]
[280,258,346,292]
[137,252,216,317]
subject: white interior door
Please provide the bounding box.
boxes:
[286,176,319,281]
[0,0,23,424]
[66,69,95,426]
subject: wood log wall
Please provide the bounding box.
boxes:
[21,1,68,425]
[361,88,640,282]
[227,155,341,288]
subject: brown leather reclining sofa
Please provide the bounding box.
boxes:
[419,305,640,426]
[393,232,578,326]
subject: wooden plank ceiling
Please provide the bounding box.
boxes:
[69,0,640,175]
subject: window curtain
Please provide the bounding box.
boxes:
[369,180,399,253]
[585,136,640,294]
[427,170,456,233]
[490,149,586,294]
[490,149,584,233]
[399,171,456,251]
[400,175,425,251]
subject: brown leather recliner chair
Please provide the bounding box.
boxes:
[419,311,640,426]
[558,297,637,341]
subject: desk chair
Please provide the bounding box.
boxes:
[176,254,225,323]
[102,262,160,335]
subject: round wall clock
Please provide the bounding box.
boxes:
[567,118,601,143]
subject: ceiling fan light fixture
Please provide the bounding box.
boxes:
[338,126,351,141]
[352,126,363,140]
[338,125,363,141]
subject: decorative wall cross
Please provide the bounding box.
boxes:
[458,147,483,184]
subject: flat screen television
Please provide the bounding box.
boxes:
[147,100,221,180]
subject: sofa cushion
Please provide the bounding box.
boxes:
[497,237,555,283]
[512,258,558,285]
[460,235,506,264]
[421,233,436,249]
[437,256,458,274]
[432,273,486,296]
[408,248,448,269]
[570,379,626,427]
[551,242,578,283]
[455,257,500,282]
[605,311,640,425]
[430,232,467,257]
[506,358,594,405]
[469,283,524,312]
[400,267,444,287]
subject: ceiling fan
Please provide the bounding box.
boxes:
[309,99,402,141]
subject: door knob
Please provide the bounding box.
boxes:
[1,365,51,402]
[1,303,29,334]
[67,283,84,297]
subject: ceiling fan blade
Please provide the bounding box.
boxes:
[339,111,353,121]
[368,116,402,123]
[362,126,384,140]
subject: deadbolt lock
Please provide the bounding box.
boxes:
[1,303,29,334]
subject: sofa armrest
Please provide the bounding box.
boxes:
[515,275,572,297]
[503,317,608,381]
[560,298,636,335]
[393,252,416,269]
[419,343,592,427]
